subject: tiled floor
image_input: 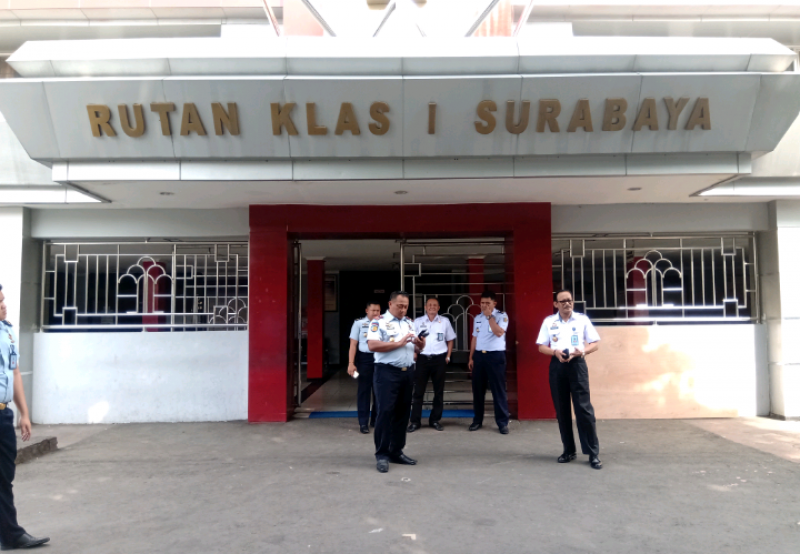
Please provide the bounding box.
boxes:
[299,364,487,414]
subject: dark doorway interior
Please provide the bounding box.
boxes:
[337,270,399,366]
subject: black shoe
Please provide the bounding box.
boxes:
[1,533,50,550]
[498,425,509,435]
[376,459,389,473]
[469,422,482,431]
[557,452,577,463]
[360,424,369,434]
[590,456,603,470]
[407,422,420,433]
[429,422,444,431]
[389,453,417,465]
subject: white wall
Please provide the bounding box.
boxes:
[30,208,248,239]
[32,331,248,424]
[552,203,769,234]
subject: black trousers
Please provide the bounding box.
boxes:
[549,357,599,457]
[355,351,376,427]
[471,351,510,427]
[410,353,447,424]
[0,408,25,546]
[373,363,415,461]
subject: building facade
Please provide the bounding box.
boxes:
[2,1,800,424]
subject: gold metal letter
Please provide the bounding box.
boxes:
[212,102,240,136]
[335,102,361,135]
[685,98,711,131]
[664,97,690,131]
[87,104,116,137]
[505,100,530,134]
[632,98,659,131]
[305,103,328,136]
[118,104,144,137]
[150,102,176,136]
[536,100,561,132]
[474,100,497,135]
[428,103,437,135]
[369,101,390,136]
[602,98,627,132]
[271,102,299,136]
[567,99,593,132]
[180,103,207,136]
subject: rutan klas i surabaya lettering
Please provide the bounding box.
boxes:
[85,97,711,138]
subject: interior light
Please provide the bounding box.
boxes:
[0,188,100,204]
[394,190,408,195]
[160,192,175,196]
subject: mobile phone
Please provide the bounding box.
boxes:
[418,329,430,339]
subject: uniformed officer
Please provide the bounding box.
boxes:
[468,290,511,434]
[0,285,49,550]
[536,289,602,470]
[366,291,426,473]
[347,301,382,434]
[408,297,456,432]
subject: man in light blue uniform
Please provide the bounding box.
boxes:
[468,290,511,434]
[347,302,382,434]
[0,284,49,550]
[366,291,426,473]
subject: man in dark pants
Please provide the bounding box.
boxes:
[468,290,511,434]
[408,297,455,432]
[0,285,49,549]
[366,291,426,473]
[347,302,382,434]
[537,289,603,470]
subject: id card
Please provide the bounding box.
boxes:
[437,333,444,342]
[571,334,579,346]
[9,354,17,370]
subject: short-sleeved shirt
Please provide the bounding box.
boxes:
[414,314,456,356]
[366,311,416,368]
[473,309,509,352]
[536,311,600,353]
[349,317,374,354]
[0,321,18,404]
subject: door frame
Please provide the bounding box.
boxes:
[248,203,553,423]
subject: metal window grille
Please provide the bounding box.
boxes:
[41,242,248,331]
[552,234,758,323]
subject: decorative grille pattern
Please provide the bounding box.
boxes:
[42,242,248,331]
[552,235,758,323]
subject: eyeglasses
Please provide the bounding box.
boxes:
[556,299,573,305]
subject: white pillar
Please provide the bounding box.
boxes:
[0,207,39,419]
[761,200,800,419]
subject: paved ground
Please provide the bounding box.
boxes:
[12,418,800,554]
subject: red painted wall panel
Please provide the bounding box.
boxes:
[306,260,325,379]
[249,203,552,422]
[248,227,290,422]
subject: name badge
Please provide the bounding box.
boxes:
[571,334,579,346]
[437,333,444,342]
[9,354,17,370]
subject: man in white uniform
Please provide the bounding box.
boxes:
[536,289,603,470]
[366,291,426,473]
[408,297,456,432]
[347,302,382,434]
[468,290,511,434]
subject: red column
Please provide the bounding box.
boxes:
[248,227,290,422]
[468,257,485,332]
[514,220,555,419]
[306,259,325,379]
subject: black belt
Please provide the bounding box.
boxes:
[419,352,446,358]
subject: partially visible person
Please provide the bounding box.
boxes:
[347,302,382,434]
[468,290,510,434]
[0,284,50,549]
[536,289,602,470]
[366,291,425,473]
[408,297,455,432]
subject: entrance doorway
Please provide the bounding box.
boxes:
[292,238,513,419]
